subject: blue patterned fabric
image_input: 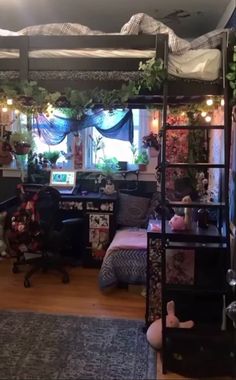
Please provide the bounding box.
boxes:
[33,108,133,145]
[99,248,146,289]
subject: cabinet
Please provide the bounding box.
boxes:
[58,192,117,267]
[146,91,234,377]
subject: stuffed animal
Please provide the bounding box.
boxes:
[146,300,194,349]
[0,211,7,257]
[169,214,186,231]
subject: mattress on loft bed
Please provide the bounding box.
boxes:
[0,48,221,81]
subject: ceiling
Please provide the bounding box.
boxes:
[0,0,233,38]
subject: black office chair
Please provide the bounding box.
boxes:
[7,183,81,287]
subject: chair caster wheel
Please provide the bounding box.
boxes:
[24,279,31,288]
[62,274,69,284]
[12,265,19,274]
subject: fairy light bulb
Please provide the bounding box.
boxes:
[205,115,212,123]
[221,99,225,107]
[6,98,13,105]
[14,109,20,115]
[206,98,213,106]
[2,106,8,112]
[201,111,207,117]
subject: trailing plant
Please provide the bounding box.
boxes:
[0,58,166,116]
[226,45,236,103]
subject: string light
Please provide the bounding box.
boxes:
[205,115,212,123]
[206,98,213,106]
[2,107,8,112]
[201,111,207,117]
[6,99,13,105]
[221,99,225,107]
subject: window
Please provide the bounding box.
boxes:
[85,109,149,169]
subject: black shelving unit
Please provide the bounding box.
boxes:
[146,32,233,378]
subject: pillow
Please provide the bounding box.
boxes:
[18,23,102,36]
[190,29,229,50]
[0,28,19,36]
[116,192,150,228]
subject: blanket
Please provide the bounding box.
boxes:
[1,13,228,57]
[106,228,147,257]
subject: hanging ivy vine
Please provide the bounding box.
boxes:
[0,57,166,116]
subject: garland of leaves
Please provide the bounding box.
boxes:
[0,57,165,116]
[226,45,236,104]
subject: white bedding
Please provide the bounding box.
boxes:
[0,48,221,81]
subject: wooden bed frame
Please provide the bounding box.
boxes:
[0,33,228,98]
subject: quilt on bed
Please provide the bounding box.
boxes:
[99,227,195,290]
[99,228,147,289]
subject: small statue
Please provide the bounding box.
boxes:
[182,195,192,230]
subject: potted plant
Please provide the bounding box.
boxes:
[134,149,149,171]
[96,156,120,178]
[9,129,33,155]
[43,150,60,167]
[96,157,119,194]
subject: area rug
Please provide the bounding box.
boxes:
[0,310,156,380]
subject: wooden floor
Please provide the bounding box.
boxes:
[0,258,232,380]
[0,258,145,320]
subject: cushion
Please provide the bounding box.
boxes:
[190,29,229,50]
[116,192,150,228]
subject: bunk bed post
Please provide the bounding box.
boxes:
[159,33,169,375]
[18,36,29,81]
[222,31,232,267]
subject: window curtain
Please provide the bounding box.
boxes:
[33,108,133,145]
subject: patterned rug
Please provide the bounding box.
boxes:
[0,311,156,380]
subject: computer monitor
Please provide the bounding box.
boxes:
[49,169,76,194]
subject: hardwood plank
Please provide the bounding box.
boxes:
[0,258,145,320]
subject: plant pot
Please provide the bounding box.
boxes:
[138,164,147,172]
[14,143,31,155]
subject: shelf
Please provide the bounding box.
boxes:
[164,284,228,295]
[148,220,227,243]
[164,163,225,168]
[168,201,225,208]
[166,241,227,249]
[165,125,224,130]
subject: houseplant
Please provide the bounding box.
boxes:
[134,149,149,171]
[43,150,60,167]
[96,156,119,194]
[9,129,33,155]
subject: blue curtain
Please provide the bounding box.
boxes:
[33,108,133,145]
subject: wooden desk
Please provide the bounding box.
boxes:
[59,192,117,267]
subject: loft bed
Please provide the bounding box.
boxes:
[0,18,232,292]
[0,33,227,97]
[0,14,230,98]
